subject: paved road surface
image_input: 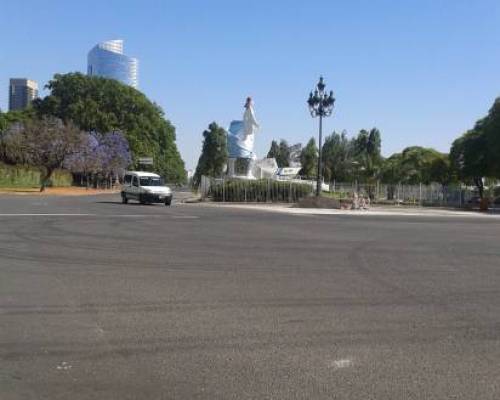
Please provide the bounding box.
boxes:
[1,193,500,399]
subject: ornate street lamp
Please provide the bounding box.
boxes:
[308,76,335,196]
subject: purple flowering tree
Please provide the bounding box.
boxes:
[65,130,132,188]
[97,131,132,182]
[1,117,87,191]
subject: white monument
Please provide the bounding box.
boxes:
[225,98,303,181]
[227,97,260,178]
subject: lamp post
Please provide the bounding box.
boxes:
[308,76,335,196]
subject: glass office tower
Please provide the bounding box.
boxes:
[87,40,138,88]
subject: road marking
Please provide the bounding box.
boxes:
[0,213,94,216]
[329,358,353,370]
[56,361,72,371]
[0,213,197,218]
[202,204,500,219]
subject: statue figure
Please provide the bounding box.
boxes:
[227,97,260,178]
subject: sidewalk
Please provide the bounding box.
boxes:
[196,202,500,219]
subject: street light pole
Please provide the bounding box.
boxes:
[308,77,335,197]
[317,114,323,197]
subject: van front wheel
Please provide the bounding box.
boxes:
[121,193,128,204]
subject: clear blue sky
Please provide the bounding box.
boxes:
[1,0,500,169]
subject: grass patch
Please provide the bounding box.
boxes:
[0,162,72,188]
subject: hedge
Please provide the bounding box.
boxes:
[211,179,313,202]
[0,162,73,187]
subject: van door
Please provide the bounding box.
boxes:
[131,176,140,199]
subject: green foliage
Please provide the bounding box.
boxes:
[473,98,500,177]
[0,162,72,187]
[1,116,86,191]
[266,139,291,167]
[429,154,454,186]
[277,140,291,168]
[266,140,280,159]
[450,129,488,196]
[321,128,383,183]
[321,131,352,182]
[193,122,228,186]
[33,72,186,183]
[380,153,403,184]
[0,109,35,132]
[211,179,312,202]
[351,128,383,183]
[382,146,450,185]
[300,138,318,178]
[448,97,500,197]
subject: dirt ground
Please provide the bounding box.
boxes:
[0,187,120,196]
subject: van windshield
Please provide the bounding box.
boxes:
[139,177,163,186]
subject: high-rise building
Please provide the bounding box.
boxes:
[87,39,138,88]
[9,78,38,111]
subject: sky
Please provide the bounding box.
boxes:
[1,0,500,170]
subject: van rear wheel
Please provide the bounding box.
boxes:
[121,193,128,204]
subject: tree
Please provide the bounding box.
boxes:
[0,109,35,134]
[400,147,444,184]
[477,98,500,178]
[1,117,86,191]
[267,140,280,159]
[429,154,454,187]
[266,139,291,168]
[381,146,452,186]
[65,131,132,188]
[33,72,186,183]
[353,129,370,157]
[351,128,383,183]
[367,128,382,159]
[321,131,352,182]
[98,131,133,178]
[299,138,318,178]
[447,97,500,198]
[193,122,228,186]
[450,129,489,198]
[380,153,403,199]
[277,140,291,168]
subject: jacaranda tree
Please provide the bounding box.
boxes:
[65,131,132,188]
[33,72,186,183]
[0,116,87,191]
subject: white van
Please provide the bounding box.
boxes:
[121,171,173,206]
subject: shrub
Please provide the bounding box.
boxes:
[0,162,72,187]
[210,179,313,202]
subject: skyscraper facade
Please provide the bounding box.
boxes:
[9,78,38,111]
[87,40,138,88]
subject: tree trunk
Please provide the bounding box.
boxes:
[474,177,484,199]
[40,168,54,192]
[387,185,395,200]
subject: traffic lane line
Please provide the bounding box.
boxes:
[0,213,199,218]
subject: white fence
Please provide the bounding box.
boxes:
[199,176,479,207]
[328,182,476,207]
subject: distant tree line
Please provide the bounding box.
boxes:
[266,95,500,200]
[0,116,131,191]
[450,98,500,198]
[189,96,500,199]
[0,72,187,189]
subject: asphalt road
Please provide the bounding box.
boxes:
[1,193,500,399]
